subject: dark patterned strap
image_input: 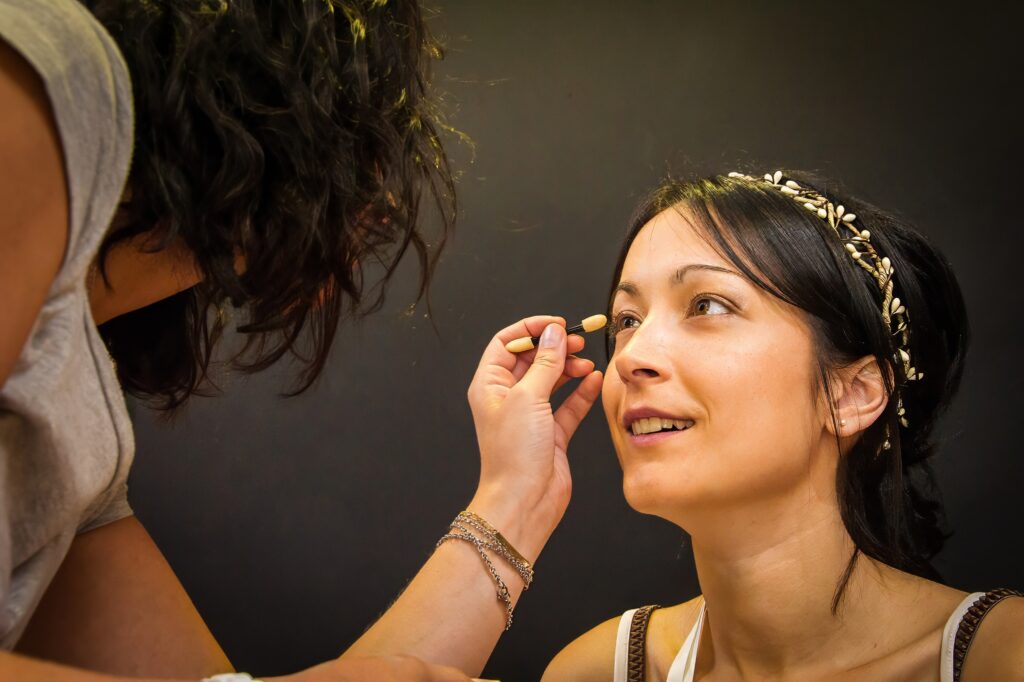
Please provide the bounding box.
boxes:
[952,588,1023,682]
[626,605,661,682]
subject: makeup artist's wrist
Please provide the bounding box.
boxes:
[466,485,560,565]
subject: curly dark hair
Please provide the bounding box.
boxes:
[609,172,969,611]
[85,0,457,410]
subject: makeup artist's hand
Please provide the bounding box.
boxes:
[466,315,603,562]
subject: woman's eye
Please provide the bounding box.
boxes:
[611,312,640,334]
[692,296,730,316]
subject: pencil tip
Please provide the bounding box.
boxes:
[581,314,608,332]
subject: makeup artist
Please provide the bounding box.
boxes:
[0,1,602,681]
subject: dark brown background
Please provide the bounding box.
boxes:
[128,2,1022,679]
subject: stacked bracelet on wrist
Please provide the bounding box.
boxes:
[454,511,534,588]
[436,510,534,630]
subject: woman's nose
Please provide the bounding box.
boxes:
[613,321,671,385]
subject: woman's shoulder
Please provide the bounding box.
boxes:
[646,597,705,674]
[541,596,704,682]
[873,572,1022,680]
[540,612,620,682]
[958,589,1024,681]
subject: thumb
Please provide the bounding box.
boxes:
[517,323,567,398]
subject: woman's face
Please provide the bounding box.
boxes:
[602,207,830,523]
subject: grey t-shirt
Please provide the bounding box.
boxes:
[0,0,136,648]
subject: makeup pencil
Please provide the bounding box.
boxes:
[505,314,608,353]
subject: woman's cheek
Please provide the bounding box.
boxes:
[704,349,819,496]
[600,367,625,452]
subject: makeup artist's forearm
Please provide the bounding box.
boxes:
[342,540,517,673]
[0,652,196,682]
[341,492,555,674]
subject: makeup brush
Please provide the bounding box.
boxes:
[504,314,608,353]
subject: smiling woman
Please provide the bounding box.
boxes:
[543,172,1024,682]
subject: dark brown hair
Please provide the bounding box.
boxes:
[87,0,457,410]
[609,172,969,610]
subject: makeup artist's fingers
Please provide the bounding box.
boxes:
[565,354,595,377]
[510,334,586,382]
[554,371,604,443]
[551,356,596,392]
[494,315,567,345]
[477,315,566,375]
[515,323,569,397]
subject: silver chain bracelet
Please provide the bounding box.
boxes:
[451,516,533,588]
[435,509,537,630]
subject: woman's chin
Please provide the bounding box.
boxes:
[622,471,688,516]
[620,461,731,520]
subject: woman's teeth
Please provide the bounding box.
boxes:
[630,417,694,436]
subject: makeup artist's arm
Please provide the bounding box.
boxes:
[0,39,473,682]
[0,39,68,388]
[342,315,603,675]
[8,516,470,680]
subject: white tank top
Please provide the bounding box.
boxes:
[613,592,985,682]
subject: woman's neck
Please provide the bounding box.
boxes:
[686,492,904,678]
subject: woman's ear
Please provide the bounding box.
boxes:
[825,355,889,438]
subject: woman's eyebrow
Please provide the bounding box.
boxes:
[673,263,743,283]
[612,263,743,300]
[611,281,639,299]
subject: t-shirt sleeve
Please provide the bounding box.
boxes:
[0,0,137,535]
[0,0,134,277]
[78,478,133,534]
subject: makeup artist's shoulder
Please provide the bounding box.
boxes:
[540,597,704,682]
[0,40,70,386]
[960,594,1024,681]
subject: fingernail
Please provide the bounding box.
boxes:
[540,323,562,349]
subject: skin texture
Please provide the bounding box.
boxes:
[15,518,231,677]
[2,34,603,682]
[87,228,203,325]
[543,208,1023,681]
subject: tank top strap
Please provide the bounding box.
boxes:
[941,588,1023,682]
[612,600,705,682]
[616,590,1022,682]
[666,598,707,682]
[613,608,639,682]
[613,605,661,682]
